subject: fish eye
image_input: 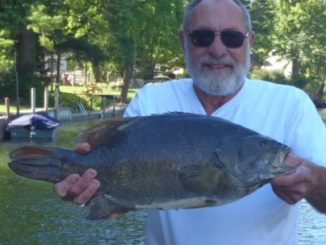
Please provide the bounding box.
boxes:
[260,140,268,147]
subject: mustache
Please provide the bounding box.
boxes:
[199,56,236,67]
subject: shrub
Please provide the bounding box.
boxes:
[250,69,289,84]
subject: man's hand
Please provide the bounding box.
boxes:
[54,143,100,205]
[271,155,318,205]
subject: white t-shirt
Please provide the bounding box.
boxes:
[124,78,326,245]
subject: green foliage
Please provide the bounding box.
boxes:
[0,68,45,105]
[0,30,15,71]
[249,0,276,66]
[250,68,289,84]
[55,92,91,110]
[28,4,65,51]
[0,0,324,102]
[273,0,325,90]
[55,91,106,111]
[0,69,16,100]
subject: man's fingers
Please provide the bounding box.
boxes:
[271,160,317,205]
[54,174,80,197]
[54,143,98,206]
[273,188,305,205]
[54,169,99,203]
[73,179,101,205]
[67,169,98,198]
[75,142,91,154]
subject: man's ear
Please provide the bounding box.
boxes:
[178,30,186,52]
[249,31,256,48]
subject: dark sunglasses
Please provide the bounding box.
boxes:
[188,29,249,49]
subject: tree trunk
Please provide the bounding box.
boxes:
[120,38,135,103]
[16,27,37,76]
[84,63,88,85]
[121,61,133,103]
[16,27,37,96]
[291,56,307,88]
[315,82,325,101]
[143,60,156,80]
[55,52,61,84]
[54,52,61,119]
[92,61,101,83]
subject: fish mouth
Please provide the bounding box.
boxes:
[280,146,291,163]
[271,146,293,175]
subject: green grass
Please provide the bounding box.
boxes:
[0,143,11,170]
[59,83,137,99]
[0,105,29,114]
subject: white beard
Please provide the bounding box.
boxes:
[185,40,251,96]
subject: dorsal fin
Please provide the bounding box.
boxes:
[77,117,137,148]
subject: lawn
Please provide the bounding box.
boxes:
[60,83,137,99]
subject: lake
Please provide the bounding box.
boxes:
[0,117,325,245]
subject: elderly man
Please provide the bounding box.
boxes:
[55,0,326,244]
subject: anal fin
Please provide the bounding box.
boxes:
[88,194,130,220]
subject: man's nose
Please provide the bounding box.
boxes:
[207,35,228,57]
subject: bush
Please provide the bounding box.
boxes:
[50,92,104,111]
[250,69,289,84]
[49,92,91,110]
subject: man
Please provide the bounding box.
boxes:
[55,0,326,244]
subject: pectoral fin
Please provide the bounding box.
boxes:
[178,165,224,194]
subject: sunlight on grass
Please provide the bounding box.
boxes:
[0,105,28,114]
[60,84,137,99]
[0,143,14,171]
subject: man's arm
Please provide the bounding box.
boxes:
[305,163,326,213]
[271,155,326,213]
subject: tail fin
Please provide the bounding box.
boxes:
[9,146,75,183]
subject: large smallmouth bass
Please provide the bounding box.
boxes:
[9,113,293,220]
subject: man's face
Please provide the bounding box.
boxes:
[181,0,255,96]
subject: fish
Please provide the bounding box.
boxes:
[8,112,294,220]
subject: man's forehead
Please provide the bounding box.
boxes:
[189,0,246,30]
[197,0,238,7]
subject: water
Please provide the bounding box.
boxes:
[299,201,326,245]
[1,119,325,245]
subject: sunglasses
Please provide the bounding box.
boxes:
[188,29,249,49]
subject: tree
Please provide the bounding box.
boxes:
[101,0,185,102]
[249,0,276,67]
[273,0,325,94]
[0,0,42,103]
